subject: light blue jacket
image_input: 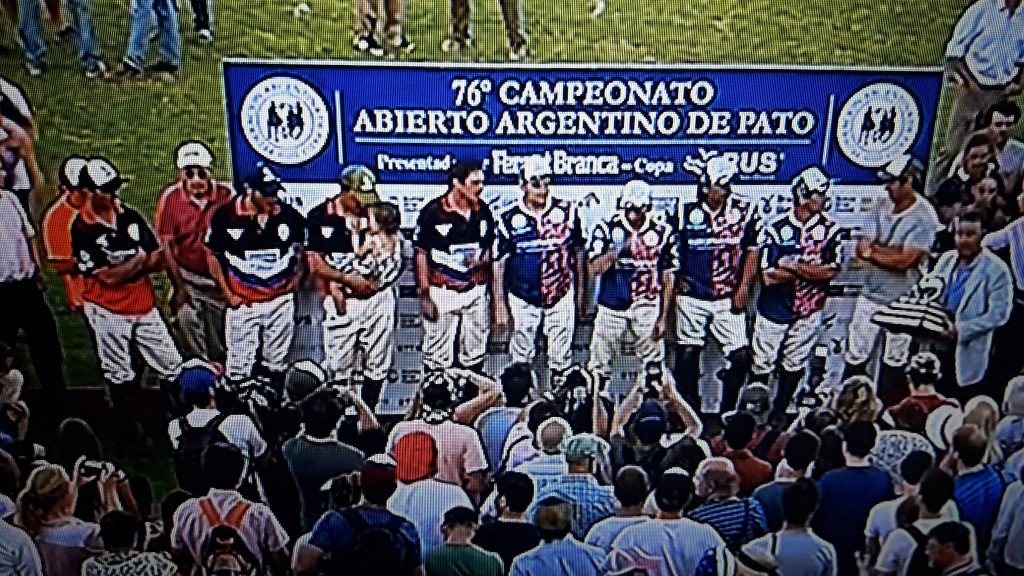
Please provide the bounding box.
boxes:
[924,248,1013,386]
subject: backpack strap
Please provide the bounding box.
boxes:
[207,412,230,432]
[905,524,927,546]
[340,507,370,534]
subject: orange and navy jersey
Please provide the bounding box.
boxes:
[205,197,305,304]
[41,195,85,308]
[70,206,157,315]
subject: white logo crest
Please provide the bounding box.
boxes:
[689,210,705,226]
[780,226,794,242]
[278,223,290,242]
[510,214,528,230]
[643,230,660,247]
[241,76,331,165]
[127,223,140,242]
[548,207,565,224]
[435,224,452,237]
[836,82,920,168]
[228,228,243,241]
[321,226,334,239]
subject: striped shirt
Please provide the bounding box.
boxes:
[955,466,1008,548]
[689,497,769,551]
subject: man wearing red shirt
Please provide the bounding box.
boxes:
[71,157,182,434]
[155,141,233,362]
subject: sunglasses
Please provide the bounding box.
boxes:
[528,175,552,187]
[184,167,209,180]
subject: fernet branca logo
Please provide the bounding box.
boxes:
[241,76,331,165]
[836,82,920,168]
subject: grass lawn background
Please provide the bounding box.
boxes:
[0,0,978,499]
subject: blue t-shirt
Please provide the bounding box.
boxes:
[495,198,583,308]
[944,261,978,311]
[309,507,422,573]
[676,195,759,301]
[756,211,843,324]
[954,466,1007,549]
[814,466,893,575]
[588,213,673,311]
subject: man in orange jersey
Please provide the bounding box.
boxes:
[41,156,91,312]
[155,141,232,362]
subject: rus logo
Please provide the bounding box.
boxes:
[241,76,331,165]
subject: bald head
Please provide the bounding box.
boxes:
[537,418,570,453]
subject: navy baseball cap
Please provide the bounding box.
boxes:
[633,399,668,445]
[177,365,217,405]
[242,165,285,197]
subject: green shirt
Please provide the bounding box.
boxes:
[425,543,504,576]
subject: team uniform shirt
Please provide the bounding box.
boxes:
[205,197,305,304]
[588,213,674,311]
[675,196,759,301]
[495,197,583,307]
[154,182,233,277]
[413,195,495,289]
[756,211,843,324]
[71,205,158,315]
[41,196,87,308]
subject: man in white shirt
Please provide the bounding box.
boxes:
[584,466,649,552]
[982,209,1024,387]
[930,0,1024,192]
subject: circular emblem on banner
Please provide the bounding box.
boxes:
[241,76,330,165]
[836,82,920,168]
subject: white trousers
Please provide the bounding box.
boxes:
[422,284,490,370]
[587,301,664,380]
[675,295,749,355]
[225,293,295,380]
[84,302,182,385]
[509,288,575,372]
[751,311,821,376]
[323,287,397,381]
[844,296,912,367]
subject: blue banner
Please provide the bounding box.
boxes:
[223,61,943,187]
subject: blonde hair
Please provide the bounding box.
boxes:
[964,397,1001,462]
[16,464,73,537]
[832,376,881,424]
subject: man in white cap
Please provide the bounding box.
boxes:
[752,166,843,422]
[40,156,90,313]
[205,164,305,387]
[155,141,233,362]
[587,179,674,389]
[844,155,939,406]
[493,156,585,385]
[671,154,759,417]
[71,157,182,437]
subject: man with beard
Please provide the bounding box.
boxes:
[155,141,233,362]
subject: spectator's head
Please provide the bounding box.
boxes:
[358,454,398,505]
[563,433,608,475]
[285,360,327,404]
[613,466,650,509]
[1004,376,1024,417]
[925,522,973,570]
[833,376,881,424]
[700,155,738,202]
[906,352,942,390]
[722,411,757,451]
[80,157,127,209]
[899,450,934,488]
[802,409,839,436]
[918,469,955,515]
[98,510,141,551]
[959,131,996,180]
[951,424,988,469]
[446,159,485,204]
[526,400,560,434]
[58,156,90,207]
[729,383,772,427]
[878,154,924,199]
[963,396,999,439]
[814,425,846,478]
[202,443,246,491]
[177,361,218,409]
[394,432,437,484]
[0,449,20,501]
[633,400,668,446]
[981,100,1021,147]
[619,180,653,221]
[536,417,571,454]
[535,496,572,541]
[419,371,460,423]
[654,467,694,514]
[791,165,832,214]
[367,202,400,235]
[440,506,479,542]
[782,478,819,526]
[338,165,377,197]
[500,362,534,408]
[160,489,192,540]
[56,417,102,473]
[300,390,343,439]
[495,471,534,514]
[240,165,284,211]
[16,464,74,536]
[842,421,878,459]
[174,141,215,198]
[695,457,739,499]
[783,430,821,473]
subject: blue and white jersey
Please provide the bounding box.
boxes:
[495,197,584,308]
[676,195,759,301]
[588,213,674,311]
[756,210,843,324]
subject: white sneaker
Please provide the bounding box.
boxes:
[85,60,108,79]
[197,29,214,44]
[26,61,44,76]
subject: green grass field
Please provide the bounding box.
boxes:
[0,0,980,509]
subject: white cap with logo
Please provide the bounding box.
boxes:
[705,155,739,186]
[793,166,831,193]
[175,141,214,170]
[521,155,552,182]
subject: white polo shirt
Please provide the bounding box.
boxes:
[946,0,1024,87]
[0,189,35,282]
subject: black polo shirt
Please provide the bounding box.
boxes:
[413,194,495,288]
[305,198,357,263]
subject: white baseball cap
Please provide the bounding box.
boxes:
[521,156,552,182]
[877,154,924,182]
[80,157,127,194]
[706,155,739,186]
[620,179,652,209]
[794,166,831,193]
[925,404,964,452]
[59,156,89,188]
[176,141,214,170]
